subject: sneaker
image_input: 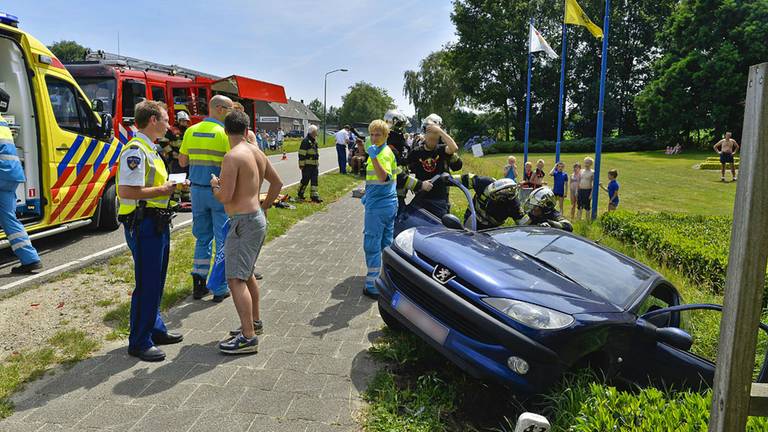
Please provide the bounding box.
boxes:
[230,320,264,336]
[219,333,258,355]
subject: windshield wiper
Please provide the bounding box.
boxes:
[508,247,589,290]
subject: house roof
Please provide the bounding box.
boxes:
[268,99,320,122]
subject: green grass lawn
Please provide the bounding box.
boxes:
[459,150,736,217]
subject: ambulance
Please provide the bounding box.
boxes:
[0,11,121,247]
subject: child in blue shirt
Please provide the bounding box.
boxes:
[599,169,620,211]
[549,161,568,214]
[504,155,517,181]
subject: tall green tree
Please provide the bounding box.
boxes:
[307,98,323,119]
[338,82,395,125]
[48,40,89,62]
[403,49,463,125]
[635,0,768,145]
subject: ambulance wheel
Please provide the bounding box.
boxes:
[97,182,119,231]
[378,303,406,333]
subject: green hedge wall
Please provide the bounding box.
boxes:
[486,135,663,154]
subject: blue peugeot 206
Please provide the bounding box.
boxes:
[375,174,768,394]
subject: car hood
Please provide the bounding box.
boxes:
[413,229,625,315]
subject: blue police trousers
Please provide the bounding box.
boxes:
[191,185,228,295]
[0,188,39,265]
[124,216,169,352]
[336,144,348,174]
[363,204,397,295]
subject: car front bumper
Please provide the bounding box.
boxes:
[376,247,563,394]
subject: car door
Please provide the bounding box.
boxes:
[620,304,768,391]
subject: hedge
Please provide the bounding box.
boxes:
[700,162,740,170]
[485,135,662,154]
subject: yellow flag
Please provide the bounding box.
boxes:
[565,0,603,39]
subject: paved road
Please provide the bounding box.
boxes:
[0,146,341,296]
[1,192,380,432]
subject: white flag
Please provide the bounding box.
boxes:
[529,24,558,60]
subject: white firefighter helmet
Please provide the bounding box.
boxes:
[421,113,443,130]
[176,111,190,122]
[524,187,557,213]
[384,109,409,130]
[486,178,519,202]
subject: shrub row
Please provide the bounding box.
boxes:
[700,162,740,170]
[485,135,662,154]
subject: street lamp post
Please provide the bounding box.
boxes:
[323,68,348,146]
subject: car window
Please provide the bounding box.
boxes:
[490,229,653,307]
[122,80,146,118]
[78,78,116,116]
[151,86,166,103]
[46,76,85,134]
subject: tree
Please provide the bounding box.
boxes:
[48,40,89,63]
[307,98,323,119]
[635,0,768,145]
[403,49,463,126]
[326,106,340,126]
[338,82,395,125]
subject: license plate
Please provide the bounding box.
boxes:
[392,291,450,345]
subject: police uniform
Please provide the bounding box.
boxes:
[0,113,40,272]
[117,132,178,360]
[297,133,320,201]
[458,174,525,230]
[179,118,230,298]
[362,143,399,298]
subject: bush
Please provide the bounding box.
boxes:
[485,135,662,154]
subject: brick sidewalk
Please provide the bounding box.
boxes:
[0,193,383,432]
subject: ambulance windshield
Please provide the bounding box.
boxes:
[78,78,116,115]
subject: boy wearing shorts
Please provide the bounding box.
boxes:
[600,169,620,211]
[549,161,568,213]
[577,157,594,220]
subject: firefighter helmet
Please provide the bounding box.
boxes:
[421,113,443,130]
[525,187,557,213]
[485,178,519,203]
[176,111,190,122]
[384,109,409,131]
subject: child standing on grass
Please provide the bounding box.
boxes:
[599,169,620,211]
[504,156,517,181]
[569,162,581,220]
[577,157,594,220]
[532,159,546,187]
[522,161,533,187]
[550,161,568,214]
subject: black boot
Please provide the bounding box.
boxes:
[192,274,209,300]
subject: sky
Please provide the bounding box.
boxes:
[8,0,458,116]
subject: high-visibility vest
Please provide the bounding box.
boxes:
[179,118,229,184]
[117,135,170,215]
[0,114,25,185]
[365,144,398,185]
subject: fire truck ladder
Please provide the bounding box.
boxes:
[83,50,221,80]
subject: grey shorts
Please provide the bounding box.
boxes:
[225,210,267,281]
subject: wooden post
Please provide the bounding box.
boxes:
[709,62,768,431]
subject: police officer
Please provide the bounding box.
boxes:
[520,187,574,232]
[297,124,322,202]
[178,95,234,302]
[0,88,41,274]
[456,173,525,230]
[116,100,182,362]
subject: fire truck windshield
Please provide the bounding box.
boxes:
[78,77,116,116]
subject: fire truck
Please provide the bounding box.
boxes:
[67,51,287,144]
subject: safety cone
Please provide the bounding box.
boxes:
[281,151,287,160]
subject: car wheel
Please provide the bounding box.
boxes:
[96,182,120,231]
[378,303,407,333]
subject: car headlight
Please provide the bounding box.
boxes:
[394,228,416,256]
[482,298,574,330]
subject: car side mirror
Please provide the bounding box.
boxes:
[92,99,105,113]
[442,214,464,230]
[656,327,693,351]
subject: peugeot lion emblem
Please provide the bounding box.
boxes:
[432,264,456,285]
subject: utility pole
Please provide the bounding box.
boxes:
[323,68,348,146]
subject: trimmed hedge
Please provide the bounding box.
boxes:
[700,162,740,170]
[486,135,662,154]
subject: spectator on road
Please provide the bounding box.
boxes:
[335,125,350,174]
[297,125,322,203]
[276,127,285,149]
[212,110,283,355]
[232,103,258,145]
[117,100,182,362]
[713,132,739,182]
[0,88,41,274]
[179,95,234,302]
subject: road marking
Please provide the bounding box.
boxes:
[0,166,341,292]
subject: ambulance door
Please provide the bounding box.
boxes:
[168,83,209,125]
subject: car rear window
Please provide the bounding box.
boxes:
[490,229,653,307]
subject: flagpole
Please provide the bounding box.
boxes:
[524,17,533,165]
[590,0,611,220]
[555,22,567,163]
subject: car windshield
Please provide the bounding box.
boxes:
[490,228,653,307]
[77,77,116,115]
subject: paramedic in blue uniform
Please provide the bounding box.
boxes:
[117,100,183,362]
[0,88,41,274]
[361,119,399,299]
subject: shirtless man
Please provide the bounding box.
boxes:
[211,110,283,354]
[713,132,740,182]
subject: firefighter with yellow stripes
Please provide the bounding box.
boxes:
[384,110,433,214]
[457,173,525,230]
[116,100,182,362]
[297,124,322,203]
[179,95,234,302]
[0,88,41,274]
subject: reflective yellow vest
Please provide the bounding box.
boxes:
[117,135,171,215]
[179,118,230,185]
[365,144,398,184]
